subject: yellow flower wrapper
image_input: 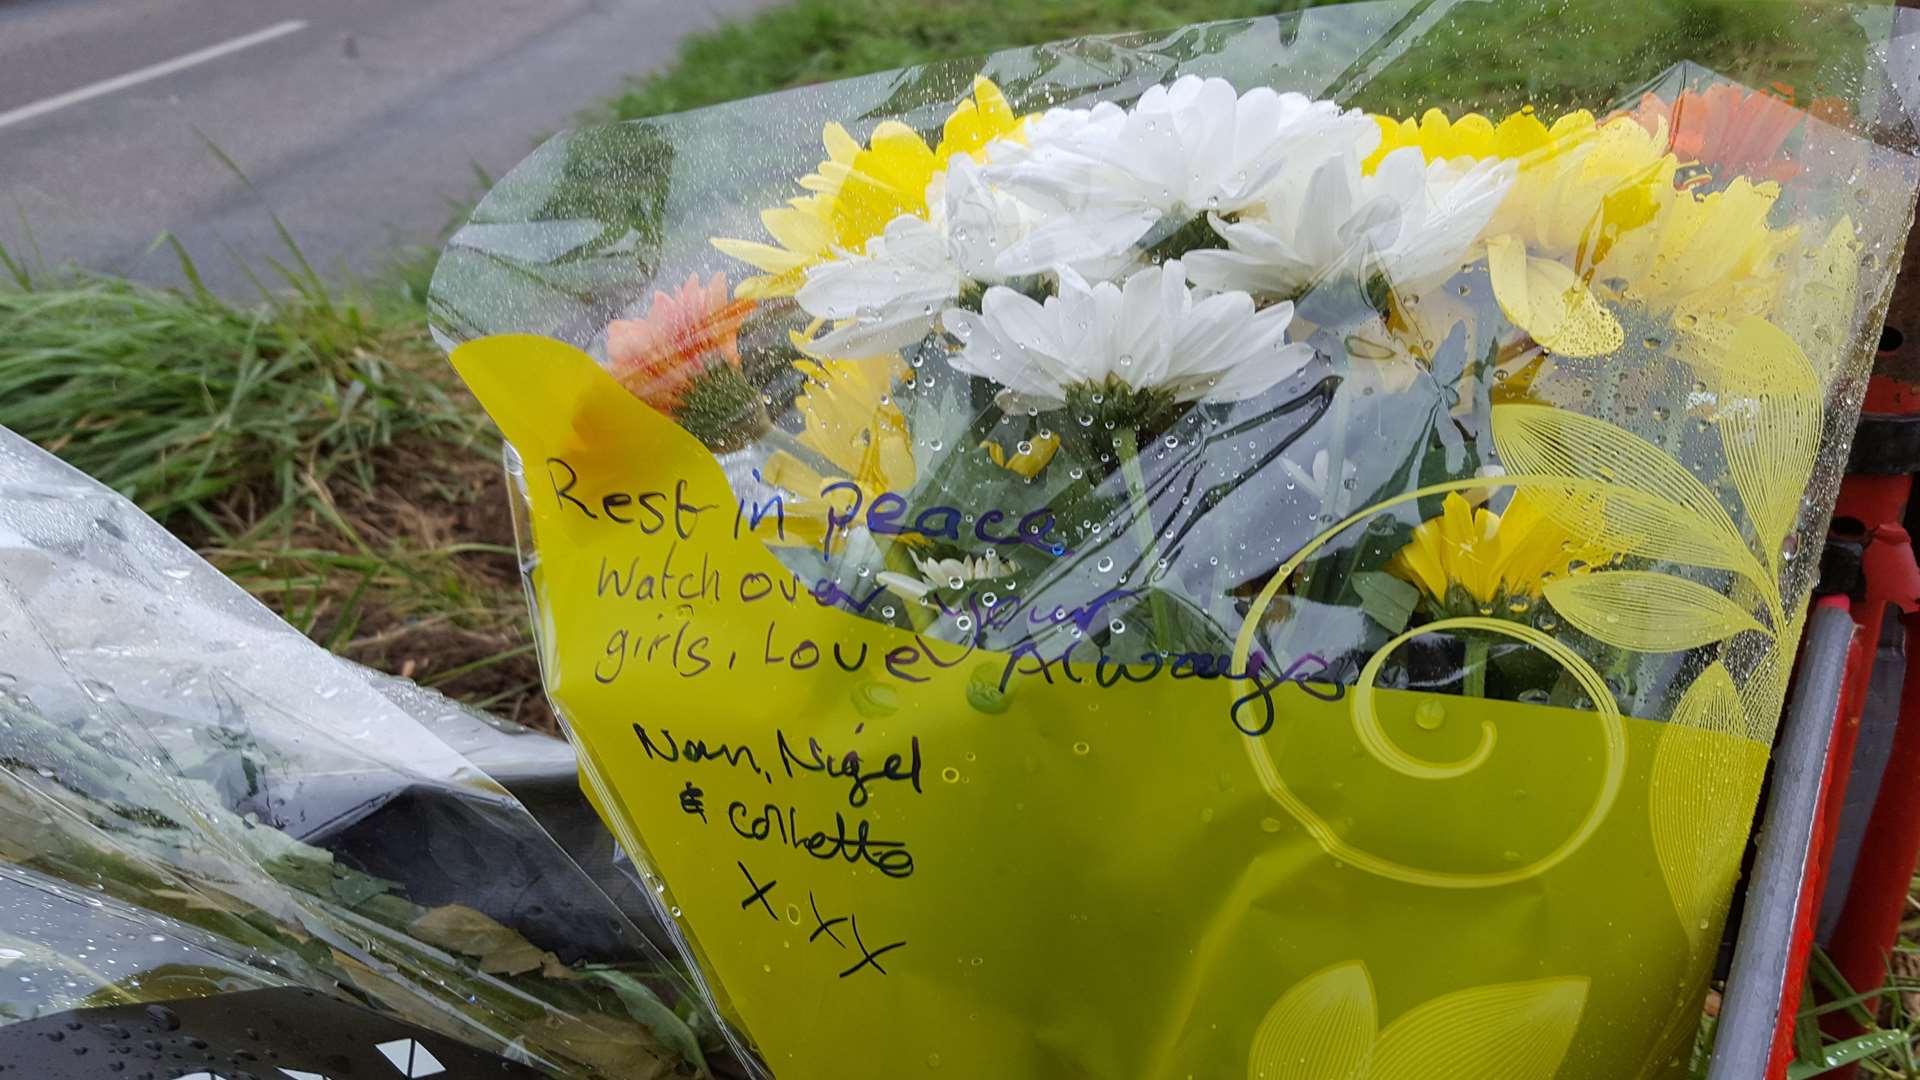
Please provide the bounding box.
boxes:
[431,4,1920,1077]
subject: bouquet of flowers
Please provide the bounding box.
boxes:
[431,6,1920,1078]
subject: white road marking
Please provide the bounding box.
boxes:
[0,20,308,132]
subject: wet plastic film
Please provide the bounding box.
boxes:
[0,429,721,1078]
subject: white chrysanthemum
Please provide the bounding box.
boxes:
[878,551,1013,599]
[940,259,1313,411]
[1184,146,1514,298]
[984,76,1378,275]
[794,157,1036,358]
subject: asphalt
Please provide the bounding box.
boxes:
[0,0,772,294]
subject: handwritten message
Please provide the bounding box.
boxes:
[542,446,1343,987]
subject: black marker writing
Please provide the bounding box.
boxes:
[726,801,915,879]
[777,730,923,808]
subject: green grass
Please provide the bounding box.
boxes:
[1778,938,1920,1079]
[606,0,1287,118]
[0,243,467,528]
[607,0,1868,123]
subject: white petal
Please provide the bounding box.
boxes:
[878,571,933,600]
[994,205,1160,277]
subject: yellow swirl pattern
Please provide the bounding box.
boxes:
[1231,476,1630,889]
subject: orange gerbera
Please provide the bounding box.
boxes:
[1624,85,1805,187]
[606,271,756,412]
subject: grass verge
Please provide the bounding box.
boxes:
[606,0,1860,122]
[0,242,552,728]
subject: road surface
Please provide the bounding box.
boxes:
[0,0,772,294]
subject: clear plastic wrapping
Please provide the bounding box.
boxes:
[0,428,725,1077]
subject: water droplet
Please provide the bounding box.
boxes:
[1072,741,1091,756]
[1095,556,1114,573]
[1414,702,1446,730]
[928,1053,943,1068]
[941,767,961,784]
[1258,817,1283,833]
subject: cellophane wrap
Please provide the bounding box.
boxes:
[430,3,1920,1076]
[0,429,722,1078]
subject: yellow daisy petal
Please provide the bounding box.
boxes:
[711,78,1030,299]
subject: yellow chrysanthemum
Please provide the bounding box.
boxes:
[1369,109,1658,355]
[1370,108,1665,255]
[1368,106,1591,171]
[1374,105,1789,360]
[980,432,1061,479]
[760,345,916,550]
[1591,176,1795,324]
[712,77,1026,299]
[1388,491,1613,611]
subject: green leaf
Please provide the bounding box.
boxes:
[587,968,712,1077]
[330,872,394,909]
[1351,570,1419,633]
[409,903,547,976]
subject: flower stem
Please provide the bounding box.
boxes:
[1464,632,1489,699]
[1116,428,1171,654]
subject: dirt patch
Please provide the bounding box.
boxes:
[204,431,559,734]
